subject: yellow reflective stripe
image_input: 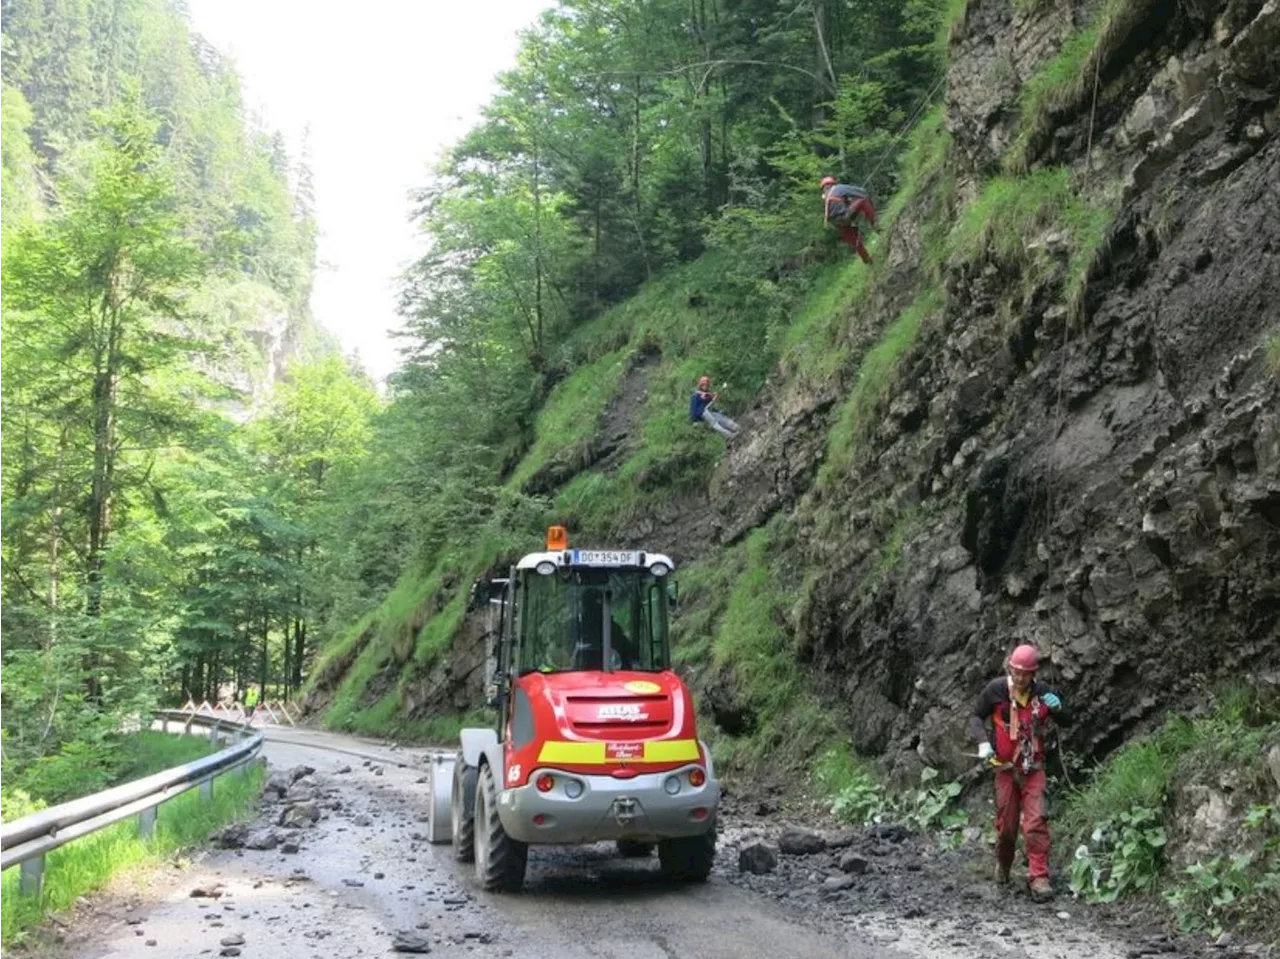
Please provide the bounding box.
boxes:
[643,740,700,762]
[536,739,701,764]
[538,741,606,763]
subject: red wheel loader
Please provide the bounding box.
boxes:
[424,527,720,892]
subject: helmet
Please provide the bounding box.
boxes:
[820,176,837,189]
[697,376,710,389]
[1008,644,1041,672]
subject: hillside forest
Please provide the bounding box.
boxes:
[0,0,373,809]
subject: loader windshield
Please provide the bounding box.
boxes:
[518,568,670,675]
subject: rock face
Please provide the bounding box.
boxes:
[713,0,1280,781]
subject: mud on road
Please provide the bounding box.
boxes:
[26,730,1246,959]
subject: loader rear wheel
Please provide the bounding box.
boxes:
[474,761,528,892]
[451,757,477,863]
[658,827,716,882]
[617,839,654,858]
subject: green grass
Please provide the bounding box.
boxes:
[114,732,215,782]
[947,168,1113,317]
[385,709,495,745]
[941,0,971,49]
[508,348,630,490]
[322,567,441,731]
[882,105,951,231]
[778,259,871,381]
[1266,332,1280,373]
[702,522,840,770]
[1063,688,1278,845]
[1005,0,1132,172]
[1,763,263,948]
[819,289,941,487]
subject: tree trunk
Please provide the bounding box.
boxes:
[630,77,652,280]
[259,611,269,705]
[282,621,292,700]
[84,278,124,704]
[531,139,545,369]
[292,618,306,689]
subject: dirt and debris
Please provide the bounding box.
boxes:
[21,731,1275,959]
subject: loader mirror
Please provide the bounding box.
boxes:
[667,581,678,609]
[469,578,508,611]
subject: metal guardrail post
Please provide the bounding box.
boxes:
[20,856,43,897]
[200,778,214,802]
[208,720,220,745]
[138,805,157,839]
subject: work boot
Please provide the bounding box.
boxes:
[1028,877,1054,902]
[994,863,1011,886]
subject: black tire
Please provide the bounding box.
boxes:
[658,827,716,882]
[451,757,477,863]
[617,839,654,858]
[474,761,528,892]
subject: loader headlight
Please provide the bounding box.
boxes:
[650,562,671,577]
[664,776,681,795]
[563,779,583,799]
[536,561,556,575]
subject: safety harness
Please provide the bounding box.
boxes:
[1001,678,1044,774]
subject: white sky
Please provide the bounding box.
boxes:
[187,0,552,384]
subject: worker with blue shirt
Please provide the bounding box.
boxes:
[690,376,741,439]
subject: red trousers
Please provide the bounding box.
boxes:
[831,197,877,264]
[839,226,871,263]
[995,768,1050,879]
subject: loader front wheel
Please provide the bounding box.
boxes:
[474,762,528,892]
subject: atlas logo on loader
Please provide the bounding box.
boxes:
[423,527,721,892]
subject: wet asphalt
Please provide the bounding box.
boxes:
[53,728,1132,959]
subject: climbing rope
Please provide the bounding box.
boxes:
[861,69,951,196]
[1041,47,1104,680]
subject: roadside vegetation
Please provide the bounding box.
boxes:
[2,732,214,821]
[1,754,262,949]
[1064,688,1279,939]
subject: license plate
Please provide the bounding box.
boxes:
[605,742,644,760]
[572,550,641,567]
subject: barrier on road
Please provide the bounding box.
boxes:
[177,698,299,727]
[0,710,264,898]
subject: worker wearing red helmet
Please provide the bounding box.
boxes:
[820,176,878,264]
[689,375,741,439]
[969,643,1068,901]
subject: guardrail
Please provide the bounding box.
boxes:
[0,710,264,897]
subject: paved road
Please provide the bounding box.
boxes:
[53,728,1129,959]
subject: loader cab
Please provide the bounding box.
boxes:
[474,528,676,724]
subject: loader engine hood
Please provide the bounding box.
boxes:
[502,669,706,784]
[526,670,691,741]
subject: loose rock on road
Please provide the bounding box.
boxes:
[45,729,1155,959]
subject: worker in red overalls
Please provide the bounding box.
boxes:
[820,176,878,263]
[969,644,1068,901]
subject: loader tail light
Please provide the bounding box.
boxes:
[536,774,555,793]
[689,767,706,787]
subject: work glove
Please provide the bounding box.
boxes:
[977,742,994,761]
[1042,692,1062,711]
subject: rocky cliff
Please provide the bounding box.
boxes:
[714,0,1280,779]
